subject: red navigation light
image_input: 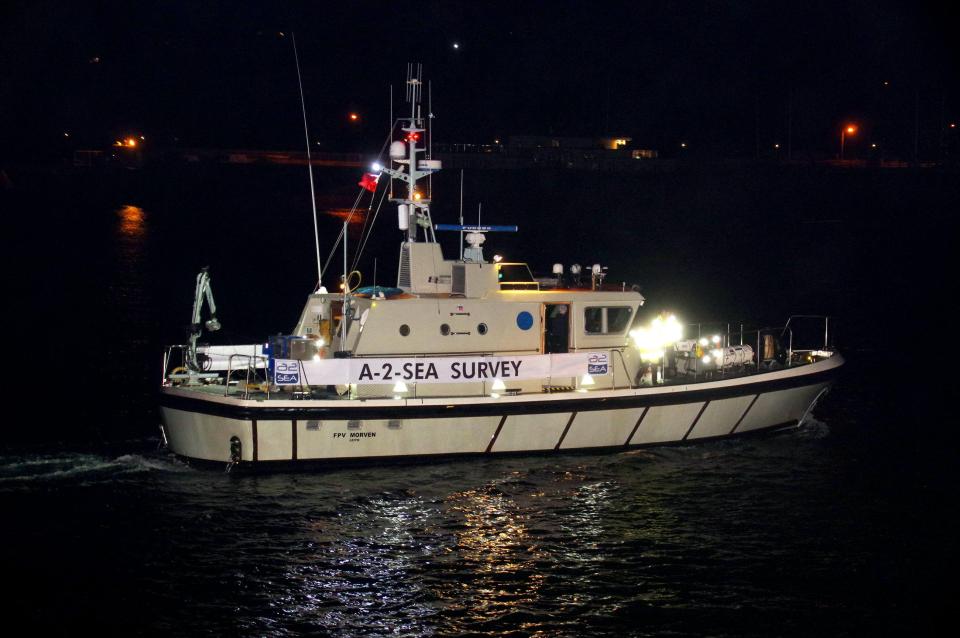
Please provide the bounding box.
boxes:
[405,132,420,143]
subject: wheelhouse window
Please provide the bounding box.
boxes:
[584,306,633,334]
[497,263,539,291]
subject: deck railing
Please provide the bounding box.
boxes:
[161,316,835,397]
[225,354,272,399]
[675,315,834,383]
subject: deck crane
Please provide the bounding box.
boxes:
[187,267,221,371]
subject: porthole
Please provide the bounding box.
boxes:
[477,323,488,335]
[440,323,451,336]
[399,324,410,336]
[516,311,534,330]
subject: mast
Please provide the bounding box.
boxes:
[381,63,441,244]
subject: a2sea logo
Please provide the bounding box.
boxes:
[587,353,609,375]
[275,360,300,385]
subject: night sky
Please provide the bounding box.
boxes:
[1,1,957,161]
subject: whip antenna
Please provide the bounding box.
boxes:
[292,33,323,289]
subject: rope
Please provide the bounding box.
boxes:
[319,188,365,280]
[352,182,390,272]
[352,189,377,270]
[319,120,400,283]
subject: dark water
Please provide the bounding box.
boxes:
[1,163,955,634]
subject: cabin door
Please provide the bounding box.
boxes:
[542,303,570,353]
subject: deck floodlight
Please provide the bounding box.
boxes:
[630,314,683,362]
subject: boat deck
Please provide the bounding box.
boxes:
[166,357,825,402]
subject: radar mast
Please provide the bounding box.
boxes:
[381,63,441,243]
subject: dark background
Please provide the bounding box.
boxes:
[0,4,958,633]
[1,0,958,159]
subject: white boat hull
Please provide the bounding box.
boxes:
[160,355,841,467]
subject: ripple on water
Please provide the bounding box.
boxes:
[0,450,195,488]
[2,417,919,636]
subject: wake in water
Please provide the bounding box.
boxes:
[795,416,831,439]
[0,450,192,487]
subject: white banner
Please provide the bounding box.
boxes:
[273,351,612,386]
[197,344,266,371]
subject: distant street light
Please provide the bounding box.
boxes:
[840,124,857,159]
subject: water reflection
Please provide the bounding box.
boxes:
[436,479,547,628]
[108,204,151,370]
[278,494,439,635]
[117,204,147,239]
[1,432,871,636]
[112,204,148,295]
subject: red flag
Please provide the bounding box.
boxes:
[358,172,379,192]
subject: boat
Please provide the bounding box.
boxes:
[158,66,843,469]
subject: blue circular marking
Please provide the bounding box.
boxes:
[516,311,534,330]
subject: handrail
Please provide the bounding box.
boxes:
[161,347,172,385]
[161,344,190,383]
[226,354,270,399]
[781,315,831,351]
[679,316,834,376]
